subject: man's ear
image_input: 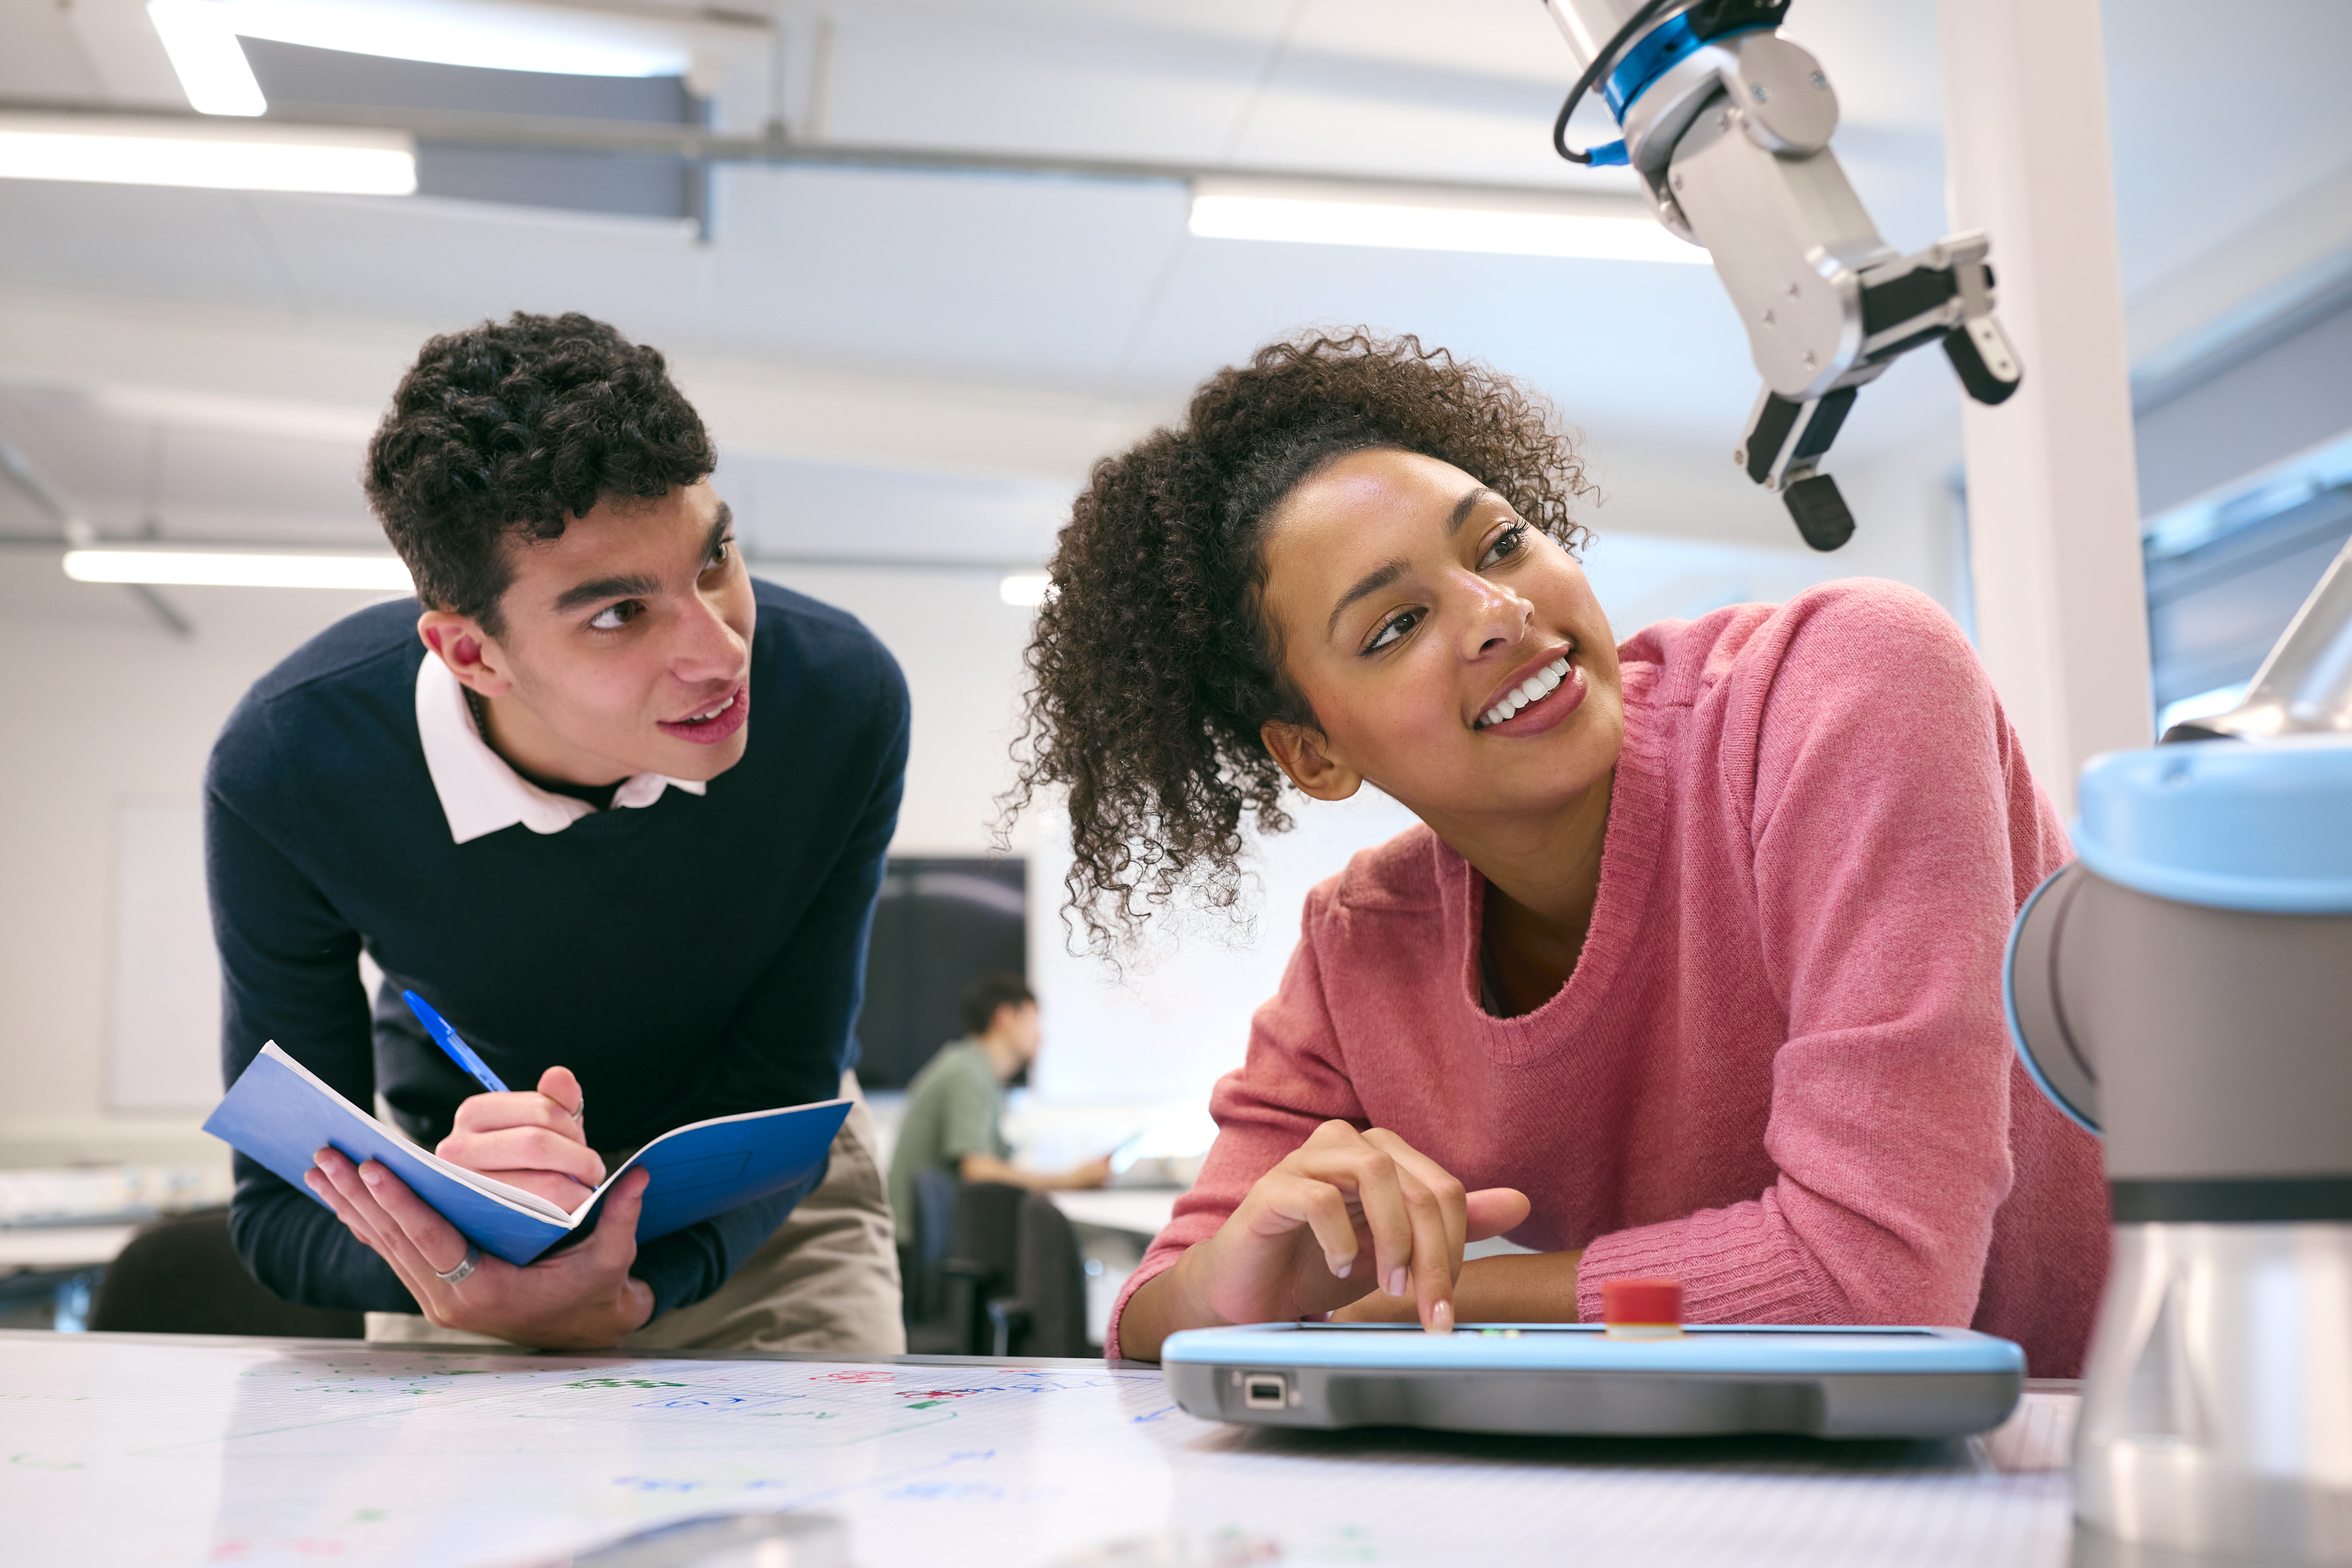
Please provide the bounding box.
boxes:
[417,609,514,699]
[1260,719,1362,802]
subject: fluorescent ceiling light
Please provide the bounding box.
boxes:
[0,115,415,194]
[64,550,415,591]
[1189,185,1707,266]
[148,0,266,115]
[155,0,690,88]
[999,574,1053,607]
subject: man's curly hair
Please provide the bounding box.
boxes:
[365,311,715,633]
[1003,330,1594,955]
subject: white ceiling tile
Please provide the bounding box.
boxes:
[0,182,294,309]
[0,0,109,99]
[697,165,1186,385]
[818,3,1282,161]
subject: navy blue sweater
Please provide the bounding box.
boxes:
[206,580,908,1319]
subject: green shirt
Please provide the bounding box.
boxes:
[885,1039,1012,1247]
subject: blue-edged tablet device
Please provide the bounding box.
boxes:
[1159,1322,2024,1439]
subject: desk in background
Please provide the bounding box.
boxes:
[1,1329,2081,1568]
[0,1162,234,1330]
[1047,1187,1180,1347]
[0,1226,138,1331]
[1046,1187,1178,1240]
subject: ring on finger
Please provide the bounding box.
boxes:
[435,1242,481,1285]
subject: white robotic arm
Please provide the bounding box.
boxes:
[1541,0,2023,549]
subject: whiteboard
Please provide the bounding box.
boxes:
[2,1334,2078,1568]
[108,803,225,1111]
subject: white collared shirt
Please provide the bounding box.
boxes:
[414,653,706,845]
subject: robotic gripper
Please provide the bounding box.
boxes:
[1540,0,2024,550]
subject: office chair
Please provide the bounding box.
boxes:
[939,1180,1026,1356]
[88,1208,363,1338]
[983,1192,1091,1358]
[901,1165,964,1353]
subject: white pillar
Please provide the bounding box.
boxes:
[1937,0,2153,818]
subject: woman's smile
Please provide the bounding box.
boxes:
[1474,647,1582,732]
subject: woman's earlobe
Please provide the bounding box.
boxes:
[1260,720,1363,802]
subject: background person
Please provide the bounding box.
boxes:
[886,971,1113,1261]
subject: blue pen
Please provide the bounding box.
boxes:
[403,989,510,1094]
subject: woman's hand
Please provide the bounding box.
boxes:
[1122,1121,1530,1360]
[434,1065,604,1213]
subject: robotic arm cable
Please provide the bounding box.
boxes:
[1543,0,1674,166]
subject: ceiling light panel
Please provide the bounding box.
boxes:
[146,0,267,115]
[63,550,416,591]
[0,116,416,195]
[1188,182,1707,266]
[210,0,689,77]
[998,574,1053,607]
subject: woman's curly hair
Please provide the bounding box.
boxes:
[365,311,715,633]
[1003,330,1594,956]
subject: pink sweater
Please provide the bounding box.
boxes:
[1108,581,2109,1375]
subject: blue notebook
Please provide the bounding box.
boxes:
[204,1042,853,1266]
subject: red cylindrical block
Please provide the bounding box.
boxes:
[1602,1277,1683,1326]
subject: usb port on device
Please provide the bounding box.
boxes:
[1242,1373,1288,1410]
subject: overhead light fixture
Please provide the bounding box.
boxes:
[147,0,266,115]
[999,574,1053,607]
[0,115,416,195]
[63,550,416,591]
[1188,180,1706,266]
[151,0,690,95]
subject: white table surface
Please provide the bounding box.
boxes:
[0,1331,2083,1568]
[0,1223,140,1272]
[1046,1188,1180,1238]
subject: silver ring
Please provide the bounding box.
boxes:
[435,1242,480,1285]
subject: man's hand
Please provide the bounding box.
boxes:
[1122,1121,1529,1360]
[435,1065,603,1213]
[305,1146,655,1349]
[1066,1153,1115,1190]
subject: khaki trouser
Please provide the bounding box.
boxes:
[365,1074,906,1355]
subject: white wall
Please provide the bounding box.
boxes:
[0,553,397,1165]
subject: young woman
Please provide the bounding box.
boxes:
[1006,333,2109,1377]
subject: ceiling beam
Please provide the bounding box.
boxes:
[0,429,195,636]
[0,95,1649,216]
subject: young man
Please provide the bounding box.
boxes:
[885,972,1113,1255]
[207,311,909,1352]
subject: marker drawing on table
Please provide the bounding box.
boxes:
[4,1335,2081,1568]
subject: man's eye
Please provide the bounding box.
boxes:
[1479,523,1530,570]
[1364,608,1422,654]
[705,536,734,572]
[588,602,640,631]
